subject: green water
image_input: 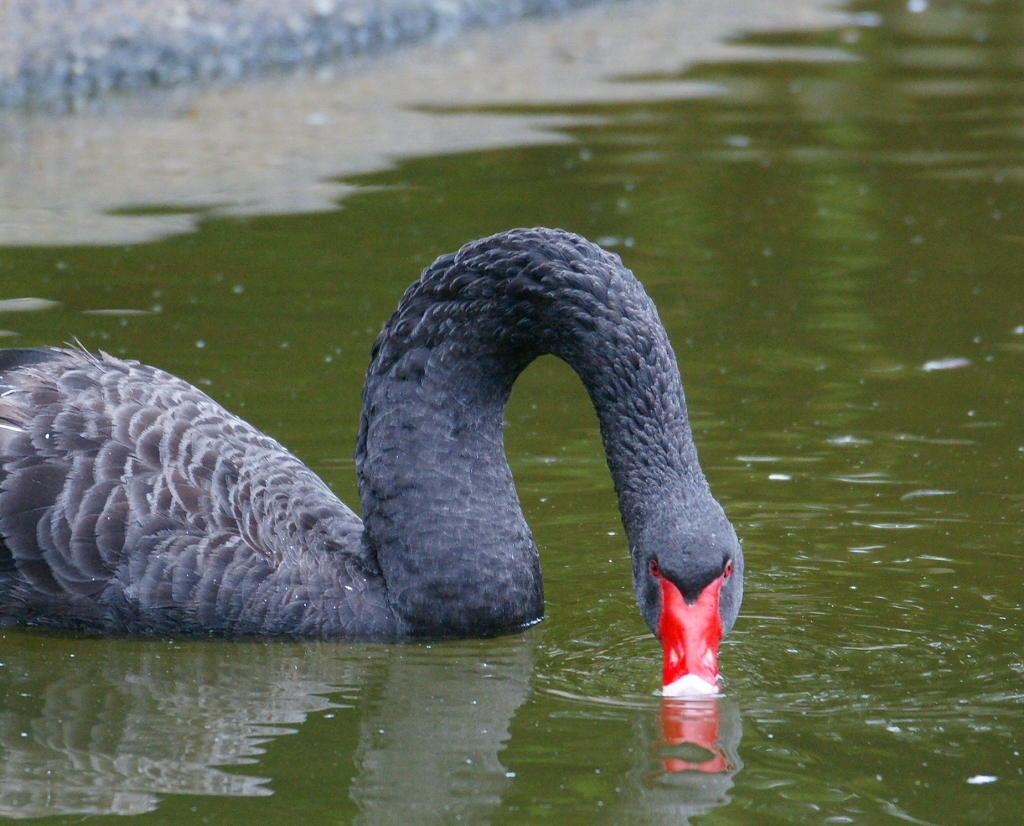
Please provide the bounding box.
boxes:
[2,1,1024,823]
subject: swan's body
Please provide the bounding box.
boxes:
[0,229,742,689]
[0,347,386,636]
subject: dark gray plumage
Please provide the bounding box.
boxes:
[0,228,742,640]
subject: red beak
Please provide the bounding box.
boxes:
[657,571,726,695]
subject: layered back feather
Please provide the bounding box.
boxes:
[0,348,389,635]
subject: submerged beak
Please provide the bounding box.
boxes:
[657,572,726,696]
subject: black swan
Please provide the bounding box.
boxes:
[0,228,742,695]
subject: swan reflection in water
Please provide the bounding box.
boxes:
[658,699,738,774]
[0,632,742,822]
[609,699,743,826]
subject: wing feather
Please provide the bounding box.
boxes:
[0,348,384,636]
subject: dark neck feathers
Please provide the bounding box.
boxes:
[355,228,709,637]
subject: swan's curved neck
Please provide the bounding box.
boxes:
[355,230,706,637]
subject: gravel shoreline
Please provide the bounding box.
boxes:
[0,0,608,108]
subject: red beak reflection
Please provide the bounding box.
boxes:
[658,699,733,774]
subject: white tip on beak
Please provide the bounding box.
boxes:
[662,673,719,697]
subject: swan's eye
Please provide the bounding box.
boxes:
[649,559,661,578]
[723,560,734,578]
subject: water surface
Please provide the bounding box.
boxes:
[1,0,1023,823]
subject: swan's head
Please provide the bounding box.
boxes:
[631,499,743,696]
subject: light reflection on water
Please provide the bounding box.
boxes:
[0,632,741,824]
[0,637,351,816]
